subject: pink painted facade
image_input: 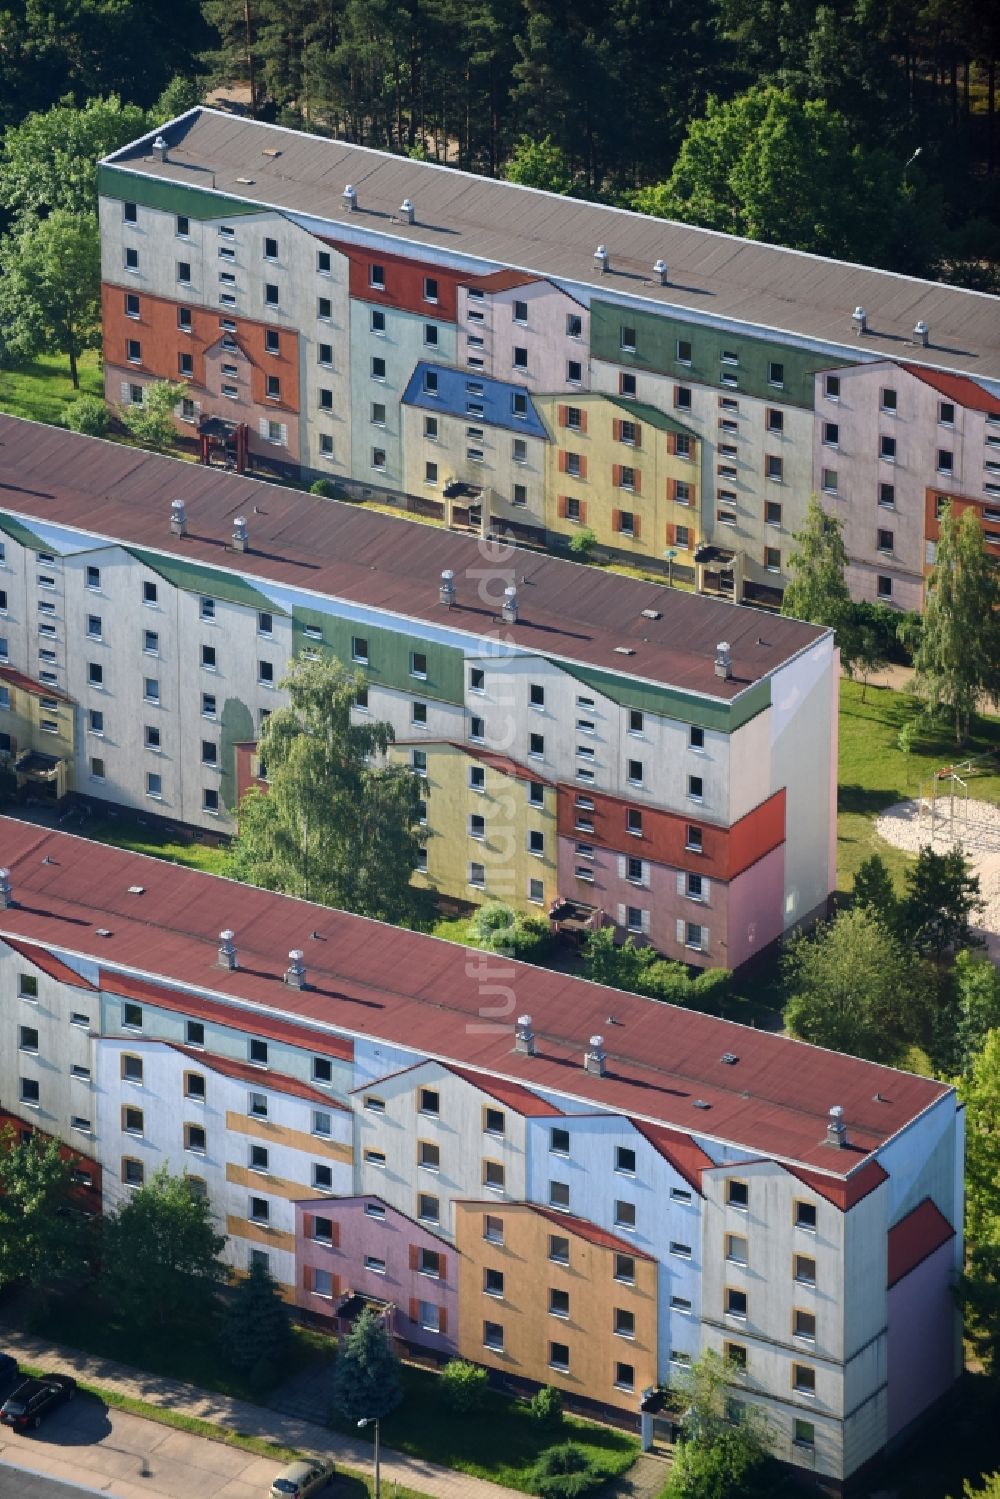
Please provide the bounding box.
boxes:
[725,844,785,968]
[294,1195,457,1353]
[886,1236,957,1439]
[457,277,590,392]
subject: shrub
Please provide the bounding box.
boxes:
[470,902,518,945]
[507,916,554,963]
[568,526,597,560]
[529,1385,563,1426]
[531,1444,602,1499]
[310,479,333,497]
[440,1358,489,1412]
[64,395,109,437]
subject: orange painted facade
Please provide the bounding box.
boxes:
[321,238,464,320]
[924,486,1000,569]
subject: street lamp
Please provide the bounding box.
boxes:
[903,146,922,181]
[663,547,678,588]
[357,1417,380,1499]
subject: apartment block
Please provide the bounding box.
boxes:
[0,820,963,1489]
[0,414,835,968]
[98,110,999,604]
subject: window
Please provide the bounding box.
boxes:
[413,749,428,775]
[318,296,333,321]
[877,574,893,599]
[795,1200,817,1231]
[688,775,703,801]
[567,360,583,384]
[484,1214,504,1244]
[726,1233,748,1265]
[512,299,528,325]
[794,1308,817,1342]
[614,1308,636,1339]
[627,758,643,785]
[725,1288,748,1319]
[185,1072,206,1101]
[549,1287,570,1319]
[121,1053,143,1083]
[419,1140,440,1170]
[765,546,781,573]
[529,732,544,759]
[615,1200,636,1230]
[671,1186,692,1203]
[144,677,160,704]
[484,1108,505,1137]
[549,1341,570,1372]
[185,1020,204,1048]
[417,1193,439,1224]
[424,323,439,348]
[410,650,428,680]
[419,1086,439,1117]
[766,454,783,481]
[124,246,139,272]
[185,1123,206,1153]
[372,446,386,470]
[614,1146,637,1177]
[550,1127,570,1156]
[938,448,954,475]
[313,1163,334,1192]
[249,1091,268,1118]
[483,1321,504,1351]
[123,1157,144,1187]
[794,1419,815,1448]
[768,361,784,388]
[727,1179,749,1209]
[177,261,191,284]
[424,370,438,395]
[122,1104,144,1135]
[793,1364,816,1396]
[794,1254,817,1286]
[483,1159,505,1190]
[565,497,581,521]
[529,781,545,807]
[265,329,280,355]
[19,1025,39,1053]
[549,1180,570,1211]
[880,434,896,462]
[511,391,528,419]
[259,660,274,686]
[484,1267,505,1298]
[263,283,279,307]
[939,400,955,426]
[620,325,636,352]
[877,528,894,555]
[314,1110,333,1137]
[823,421,839,447]
[88,709,104,736]
[364,1255,386,1274]
[879,482,895,509]
[249,1197,270,1224]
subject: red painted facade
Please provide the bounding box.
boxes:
[924,485,1000,565]
[321,238,464,320]
[1,1107,102,1215]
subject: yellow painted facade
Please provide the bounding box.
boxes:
[224,1110,353,1162]
[536,394,702,563]
[454,1201,658,1414]
[390,741,558,915]
[0,671,75,799]
[226,1213,296,1253]
[225,1161,335,1201]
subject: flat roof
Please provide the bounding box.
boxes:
[0,414,827,699]
[102,109,1000,382]
[0,818,950,1180]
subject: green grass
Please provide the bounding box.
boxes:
[82,812,231,875]
[332,1365,638,1493]
[0,352,104,425]
[837,678,1000,896]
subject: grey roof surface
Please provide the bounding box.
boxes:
[0,414,826,699]
[102,109,1000,382]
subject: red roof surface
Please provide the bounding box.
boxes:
[446,1064,564,1117]
[3,935,96,990]
[529,1204,655,1259]
[0,818,951,1177]
[887,1198,955,1287]
[630,1118,716,1194]
[0,414,827,699]
[0,666,71,703]
[168,1043,349,1107]
[787,1158,889,1212]
[462,269,546,294]
[903,365,1000,416]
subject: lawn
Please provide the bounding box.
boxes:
[332,1364,638,1493]
[82,812,231,875]
[0,351,104,425]
[837,678,1000,896]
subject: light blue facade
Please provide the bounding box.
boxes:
[348,305,458,490]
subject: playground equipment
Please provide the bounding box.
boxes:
[920,751,997,843]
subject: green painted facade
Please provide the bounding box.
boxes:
[128,548,285,614]
[605,395,697,437]
[292,606,465,706]
[98,164,260,221]
[552,658,772,733]
[0,513,55,554]
[220,696,255,810]
[590,301,847,410]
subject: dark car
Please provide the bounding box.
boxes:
[0,1355,17,1396]
[0,1374,76,1430]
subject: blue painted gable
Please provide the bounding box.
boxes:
[401,362,548,439]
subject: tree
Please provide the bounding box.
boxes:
[0,95,150,232]
[780,497,858,671]
[851,853,898,925]
[898,845,984,961]
[959,1030,1000,1376]
[65,396,109,437]
[953,952,1000,1077]
[963,1473,1000,1498]
[666,1351,773,1499]
[119,380,187,450]
[783,906,928,1064]
[331,1306,402,1423]
[844,605,889,701]
[228,654,425,924]
[221,1257,290,1390]
[0,1127,88,1301]
[503,136,573,193]
[0,211,100,388]
[100,1166,227,1330]
[913,504,1000,744]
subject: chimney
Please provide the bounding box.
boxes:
[217,929,237,970]
[399,198,415,225]
[825,1105,848,1148]
[285,948,306,989]
[0,868,12,909]
[232,516,249,553]
[914,319,929,348]
[594,245,609,275]
[439,568,456,608]
[342,184,357,212]
[584,1034,607,1077]
[852,305,868,336]
[501,585,518,624]
[152,134,168,163]
[514,1014,535,1056]
[653,258,668,286]
[170,499,186,537]
[714,641,732,680]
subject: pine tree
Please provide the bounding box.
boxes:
[331,1307,403,1424]
[222,1258,291,1386]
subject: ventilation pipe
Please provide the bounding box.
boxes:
[232,516,249,553]
[515,1014,535,1056]
[152,135,168,163]
[439,568,456,608]
[170,499,186,537]
[217,930,237,970]
[852,305,868,336]
[653,258,668,286]
[585,1034,607,1077]
[501,585,518,625]
[399,198,415,225]
[594,245,609,275]
[342,184,357,212]
[825,1105,848,1148]
[285,948,306,989]
[714,641,732,680]
[0,868,12,909]
[914,319,929,348]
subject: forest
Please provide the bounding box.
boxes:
[0,0,998,288]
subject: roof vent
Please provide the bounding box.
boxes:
[342,184,358,212]
[218,929,237,971]
[170,499,186,537]
[232,516,249,553]
[152,134,168,162]
[721,1052,739,1065]
[594,245,609,275]
[852,305,868,335]
[439,568,456,608]
[584,1034,607,1077]
[693,1098,710,1109]
[515,1014,535,1056]
[127,885,145,896]
[653,258,668,286]
[714,641,732,679]
[640,608,661,621]
[914,319,929,348]
[399,198,415,225]
[825,1105,848,1148]
[285,948,306,989]
[0,868,13,909]
[613,646,635,656]
[501,585,518,624]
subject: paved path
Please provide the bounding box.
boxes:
[0,1329,526,1499]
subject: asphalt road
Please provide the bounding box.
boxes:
[0,1464,108,1499]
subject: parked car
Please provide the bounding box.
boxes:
[0,1354,18,1395]
[0,1373,76,1430]
[270,1458,336,1499]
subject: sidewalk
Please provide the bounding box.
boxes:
[0,1328,527,1499]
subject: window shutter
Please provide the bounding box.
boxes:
[702,927,710,951]
[633,514,642,539]
[689,485,697,506]
[333,1272,343,1297]
[120,380,131,401]
[612,508,622,532]
[665,523,675,545]
[617,903,627,927]
[642,863,651,889]
[557,495,568,519]
[331,1219,340,1248]
[579,455,588,480]
[667,478,676,502]
[439,1253,447,1282]
[676,871,685,896]
[617,854,627,879]
[633,470,642,497]
[303,1264,313,1291]
[409,1298,419,1323]
[579,410,588,434]
[304,1214,314,1240]
[634,424,643,449]
[612,419,622,442]
[279,423,288,447]
[558,404,569,427]
[409,1244,420,1271]
[558,450,568,473]
[612,464,621,487]
[438,1306,448,1335]
[258,417,269,439]
[702,877,711,902]
[641,909,651,934]
[579,500,588,524]
[676,918,686,944]
[667,431,676,456]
